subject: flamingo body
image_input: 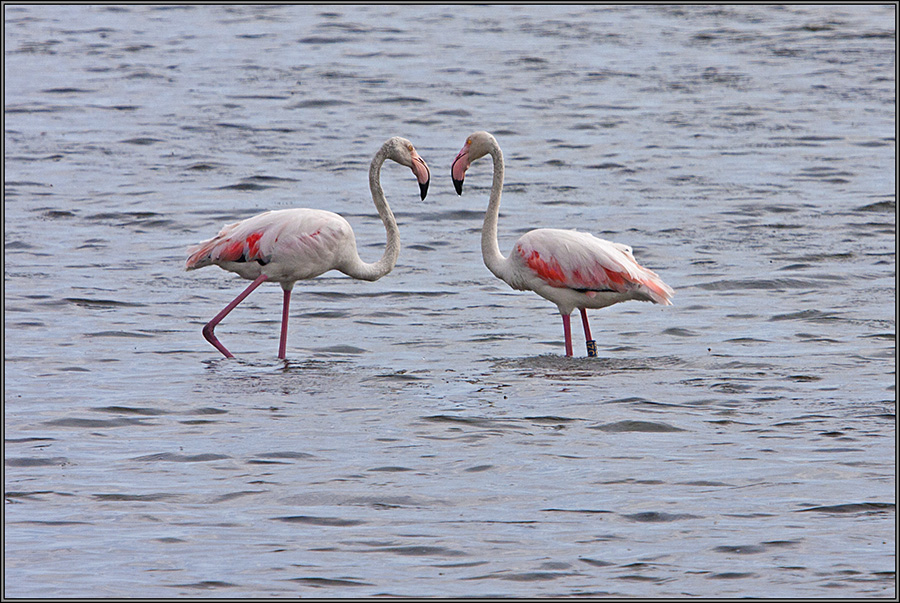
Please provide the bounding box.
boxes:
[186,208,359,285]
[452,131,672,357]
[186,137,430,359]
[508,227,673,316]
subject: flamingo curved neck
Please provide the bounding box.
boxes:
[344,145,400,281]
[482,142,509,280]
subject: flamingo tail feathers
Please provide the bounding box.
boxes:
[185,230,266,271]
[636,271,674,305]
[185,239,219,270]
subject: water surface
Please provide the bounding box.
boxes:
[5,4,895,598]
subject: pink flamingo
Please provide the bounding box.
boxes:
[186,137,431,359]
[451,131,673,357]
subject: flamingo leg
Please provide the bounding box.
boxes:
[278,287,291,360]
[580,308,597,357]
[561,313,573,357]
[202,274,269,358]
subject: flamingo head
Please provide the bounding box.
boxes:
[386,137,431,200]
[452,131,496,195]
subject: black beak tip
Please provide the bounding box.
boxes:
[452,178,464,196]
[419,180,430,201]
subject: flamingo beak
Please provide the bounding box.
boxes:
[410,149,431,200]
[451,146,470,195]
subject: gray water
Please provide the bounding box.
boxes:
[4,4,895,598]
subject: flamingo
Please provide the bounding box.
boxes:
[451,131,673,357]
[185,136,431,359]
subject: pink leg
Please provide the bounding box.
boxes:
[561,313,573,357]
[580,308,597,357]
[278,287,291,360]
[202,274,269,358]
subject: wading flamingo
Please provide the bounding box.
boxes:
[186,137,430,359]
[451,131,672,357]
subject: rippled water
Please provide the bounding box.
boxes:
[4,4,895,598]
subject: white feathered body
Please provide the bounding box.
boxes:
[185,208,360,286]
[502,228,673,316]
